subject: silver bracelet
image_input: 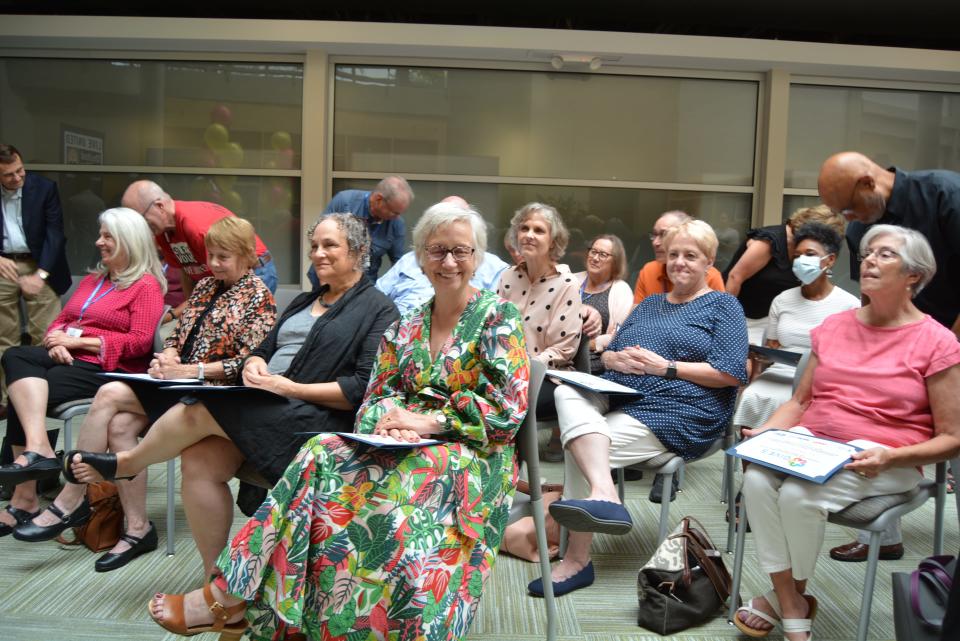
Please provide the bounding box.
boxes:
[197,362,204,380]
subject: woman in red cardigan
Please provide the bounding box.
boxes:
[0,207,165,537]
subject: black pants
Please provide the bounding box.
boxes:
[0,346,106,447]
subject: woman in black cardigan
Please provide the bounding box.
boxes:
[66,213,398,573]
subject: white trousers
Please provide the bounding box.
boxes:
[743,443,921,580]
[555,384,668,501]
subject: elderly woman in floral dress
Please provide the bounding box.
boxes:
[128,201,530,641]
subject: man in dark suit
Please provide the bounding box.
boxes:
[0,144,71,416]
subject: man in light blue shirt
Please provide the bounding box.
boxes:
[376,249,509,315]
[308,176,414,287]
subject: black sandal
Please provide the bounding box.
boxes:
[0,451,61,485]
[63,451,135,484]
[0,504,41,537]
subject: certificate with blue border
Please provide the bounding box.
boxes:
[727,429,862,484]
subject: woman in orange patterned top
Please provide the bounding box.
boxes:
[14,217,276,573]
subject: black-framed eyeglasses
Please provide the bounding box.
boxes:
[587,248,613,260]
[425,245,475,262]
[857,247,901,263]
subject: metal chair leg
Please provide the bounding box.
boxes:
[616,467,625,503]
[165,458,176,556]
[657,471,673,543]
[856,531,883,641]
[727,502,748,624]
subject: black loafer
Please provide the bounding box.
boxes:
[0,504,41,537]
[95,522,158,572]
[0,451,62,485]
[12,498,91,542]
[649,473,679,504]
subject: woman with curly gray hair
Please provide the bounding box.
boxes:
[65,213,399,574]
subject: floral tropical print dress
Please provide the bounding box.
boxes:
[214,289,529,641]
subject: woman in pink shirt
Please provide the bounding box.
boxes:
[0,207,165,537]
[734,225,960,641]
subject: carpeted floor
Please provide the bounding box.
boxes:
[0,419,956,641]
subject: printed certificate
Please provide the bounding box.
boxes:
[546,369,642,395]
[727,429,861,484]
[101,372,201,385]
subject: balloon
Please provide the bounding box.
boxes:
[217,142,245,168]
[277,147,295,169]
[210,104,233,126]
[203,123,230,150]
[221,190,243,214]
[270,130,292,150]
[199,149,217,168]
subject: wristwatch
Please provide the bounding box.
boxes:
[36,269,49,281]
[664,361,678,379]
[434,413,448,429]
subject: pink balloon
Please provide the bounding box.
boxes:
[211,104,233,126]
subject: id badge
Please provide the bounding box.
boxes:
[66,327,83,338]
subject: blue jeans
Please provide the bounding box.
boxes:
[253,260,278,293]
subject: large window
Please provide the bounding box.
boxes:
[333,65,760,279]
[785,85,960,190]
[0,58,303,282]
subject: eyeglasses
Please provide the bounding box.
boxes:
[858,247,901,263]
[648,230,668,241]
[140,199,158,217]
[587,248,613,260]
[425,245,475,262]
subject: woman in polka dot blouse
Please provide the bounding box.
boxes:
[528,219,748,598]
[498,202,582,419]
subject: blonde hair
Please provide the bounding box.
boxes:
[588,234,628,281]
[662,219,719,261]
[205,216,258,269]
[412,202,488,269]
[93,207,167,293]
[787,204,844,236]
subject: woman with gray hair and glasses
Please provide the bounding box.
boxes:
[64,213,399,575]
[734,224,960,641]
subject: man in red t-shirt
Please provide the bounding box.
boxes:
[122,180,276,324]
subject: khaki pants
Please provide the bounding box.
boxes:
[0,258,62,402]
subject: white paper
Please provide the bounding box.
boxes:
[102,372,202,384]
[546,369,641,395]
[335,432,443,448]
[732,429,859,482]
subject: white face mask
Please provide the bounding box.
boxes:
[792,254,827,285]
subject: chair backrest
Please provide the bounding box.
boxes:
[515,359,545,478]
[792,349,813,393]
[573,333,591,374]
[274,286,304,316]
[153,305,171,353]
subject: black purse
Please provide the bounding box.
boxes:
[891,555,955,641]
[636,516,734,635]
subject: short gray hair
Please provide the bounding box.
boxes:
[94,207,167,293]
[412,202,488,269]
[307,213,371,272]
[508,202,569,262]
[859,224,936,297]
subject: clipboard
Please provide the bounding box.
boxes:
[545,369,642,396]
[727,429,862,484]
[101,372,202,385]
[294,432,443,449]
[158,384,286,399]
[748,345,803,367]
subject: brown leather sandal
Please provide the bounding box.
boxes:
[148,582,247,639]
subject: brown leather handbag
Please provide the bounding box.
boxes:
[57,481,124,552]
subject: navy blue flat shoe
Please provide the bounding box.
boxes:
[528,561,595,597]
[549,499,633,534]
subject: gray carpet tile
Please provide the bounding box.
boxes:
[1,418,956,640]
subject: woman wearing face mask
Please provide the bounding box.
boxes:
[733,222,859,432]
[723,206,844,343]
